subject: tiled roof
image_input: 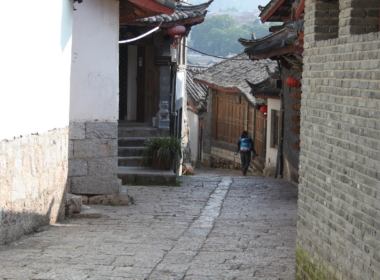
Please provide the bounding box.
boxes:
[133,0,213,25]
[238,20,304,59]
[186,67,208,113]
[193,53,279,106]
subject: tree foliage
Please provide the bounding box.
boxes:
[189,15,273,57]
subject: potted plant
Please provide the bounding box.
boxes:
[141,136,183,170]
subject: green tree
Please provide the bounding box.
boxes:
[190,15,273,56]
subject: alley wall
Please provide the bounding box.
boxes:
[69,0,120,195]
[297,0,380,278]
[0,0,73,244]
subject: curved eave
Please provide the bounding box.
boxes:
[124,15,206,27]
[176,0,213,12]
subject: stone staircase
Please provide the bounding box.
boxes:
[117,122,176,186]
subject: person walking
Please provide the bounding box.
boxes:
[236,131,256,176]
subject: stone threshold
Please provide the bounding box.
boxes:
[118,166,177,186]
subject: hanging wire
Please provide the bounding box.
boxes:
[119,23,162,44]
[181,43,251,61]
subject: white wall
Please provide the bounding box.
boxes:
[266,99,281,166]
[188,110,199,163]
[70,0,119,121]
[0,0,73,140]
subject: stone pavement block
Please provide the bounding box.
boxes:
[0,168,297,279]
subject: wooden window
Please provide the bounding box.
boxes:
[270,109,280,148]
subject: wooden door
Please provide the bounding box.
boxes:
[214,92,245,145]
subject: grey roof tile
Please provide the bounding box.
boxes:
[193,53,279,105]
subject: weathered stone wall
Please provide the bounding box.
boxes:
[0,128,68,245]
[297,1,380,278]
[69,121,119,195]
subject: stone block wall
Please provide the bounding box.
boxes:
[297,2,380,277]
[69,121,119,195]
[0,128,68,245]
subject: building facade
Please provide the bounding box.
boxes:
[0,0,177,245]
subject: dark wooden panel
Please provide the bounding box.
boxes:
[137,46,146,122]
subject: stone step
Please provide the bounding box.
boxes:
[118,156,149,167]
[118,137,150,147]
[118,127,170,138]
[118,147,145,157]
[118,121,152,128]
[117,166,176,186]
[118,127,159,137]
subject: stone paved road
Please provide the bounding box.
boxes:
[0,169,298,280]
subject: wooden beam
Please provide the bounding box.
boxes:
[295,0,306,20]
[129,0,174,15]
[261,0,286,23]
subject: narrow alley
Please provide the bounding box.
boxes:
[0,169,298,280]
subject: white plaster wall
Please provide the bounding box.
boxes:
[188,110,199,163]
[176,71,186,111]
[0,0,73,140]
[266,99,281,166]
[70,0,119,121]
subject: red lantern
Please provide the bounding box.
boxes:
[167,25,186,36]
[259,105,267,117]
[286,76,300,88]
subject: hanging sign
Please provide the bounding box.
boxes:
[293,103,301,111]
[291,91,302,99]
[292,140,301,150]
[292,115,301,123]
[155,56,172,66]
[292,126,301,134]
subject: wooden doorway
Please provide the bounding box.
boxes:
[136,45,156,123]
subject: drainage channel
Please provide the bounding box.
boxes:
[147,177,233,279]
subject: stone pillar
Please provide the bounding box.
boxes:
[157,101,170,129]
[304,0,339,43]
[69,121,119,195]
[339,0,379,37]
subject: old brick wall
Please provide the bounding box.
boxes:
[0,128,68,245]
[297,1,380,279]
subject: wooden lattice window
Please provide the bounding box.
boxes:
[270,109,280,148]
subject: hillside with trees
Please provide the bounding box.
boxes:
[189,14,275,56]
[190,0,268,12]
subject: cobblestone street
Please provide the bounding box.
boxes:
[0,169,298,280]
